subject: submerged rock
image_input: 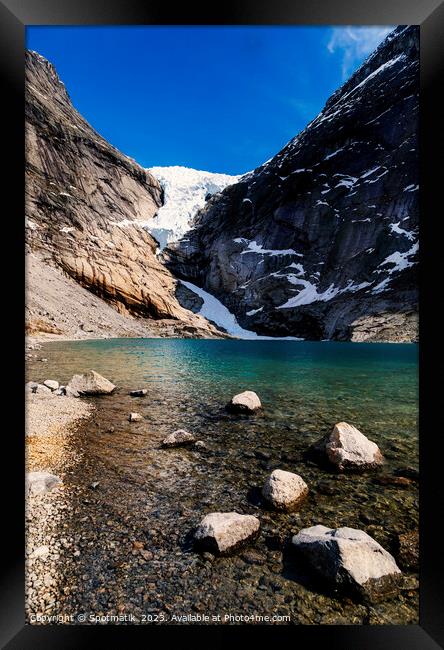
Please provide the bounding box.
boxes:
[43,379,59,391]
[396,530,419,571]
[373,475,411,488]
[194,440,207,450]
[291,525,402,602]
[226,391,261,414]
[394,466,419,481]
[194,512,260,555]
[129,412,143,422]
[129,389,147,397]
[311,422,384,472]
[26,471,62,496]
[161,429,196,448]
[66,370,116,396]
[262,469,309,511]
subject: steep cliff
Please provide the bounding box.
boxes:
[25,50,225,339]
[164,26,419,342]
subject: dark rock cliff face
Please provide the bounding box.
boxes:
[164,26,419,341]
[25,50,225,338]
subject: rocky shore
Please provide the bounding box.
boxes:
[25,359,419,625]
[25,380,94,621]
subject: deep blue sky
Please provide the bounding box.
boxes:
[26,26,393,175]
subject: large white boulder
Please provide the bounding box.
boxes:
[227,390,261,414]
[194,512,260,555]
[26,471,62,496]
[43,379,59,391]
[313,422,384,472]
[161,429,196,448]
[66,370,115,396]
[262,469,309,511]
[291,525,401,601]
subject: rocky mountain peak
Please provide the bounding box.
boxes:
[25,50,227,339]
[164,26,419,342]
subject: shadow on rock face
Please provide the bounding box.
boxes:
[281,545,337,598]
[246,486,265,509]
[180,528,198,554]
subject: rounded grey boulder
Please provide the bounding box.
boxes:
[66,370,116,396]
[262,469,309,511]
[291,525,401,602]
[194,512,260,555]
[311,422,384,472]
[26,471,62,496]
[226,390,261,414]
[161,429,196,448]
[26,382,52,396]
[43,379,59,391]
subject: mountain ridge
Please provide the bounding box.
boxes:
[25,50,227,339]
[163,26,419,342]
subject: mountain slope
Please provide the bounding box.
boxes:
[164,26,419,342]
[25,50,226,339]
[146,166,241,249]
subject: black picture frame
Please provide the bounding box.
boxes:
[2,0,443,646]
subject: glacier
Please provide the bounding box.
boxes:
[145,166,241,249]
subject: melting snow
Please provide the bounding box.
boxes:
[361,166,381,179]
[287,262,305,275]
[277,277,371,309]
[240,240,302,256]
[338,54,406,105]
[372,241,418,293]
[324,147,345,160]
[180,281,301,340]
[389,222,415,240]
[335,176,357,189]
[364,169,389,184]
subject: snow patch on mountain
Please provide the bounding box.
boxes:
[145,166,241,249]
[180,281,301,340]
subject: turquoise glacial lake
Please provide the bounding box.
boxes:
[26,339,419,624]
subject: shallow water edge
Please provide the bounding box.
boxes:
[25,338,419,625]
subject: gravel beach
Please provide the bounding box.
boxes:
[25,390,94,622]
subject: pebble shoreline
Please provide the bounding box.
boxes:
[25,366,419,625]
[25,388,94,622]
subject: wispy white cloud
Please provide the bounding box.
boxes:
[327,26,394,79]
